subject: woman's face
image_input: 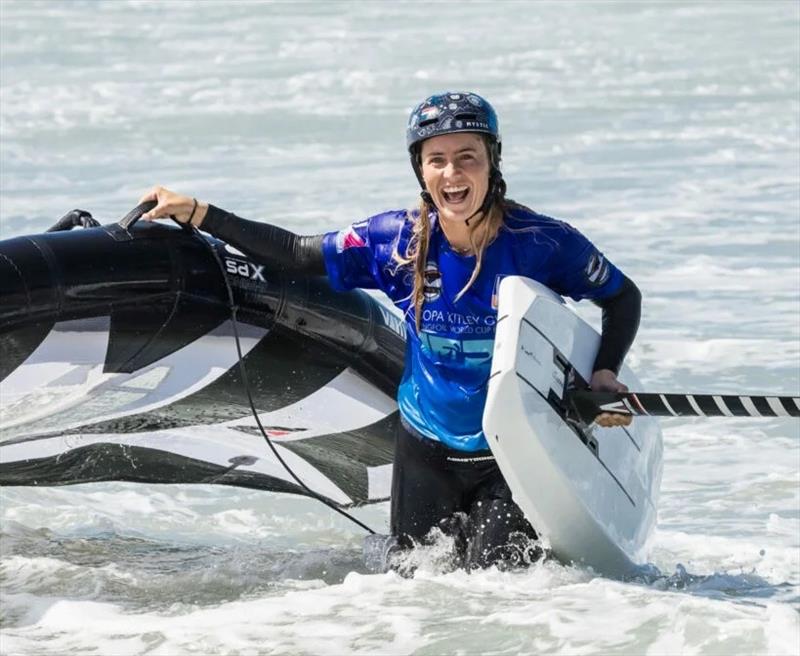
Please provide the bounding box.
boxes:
[420,132,490,225]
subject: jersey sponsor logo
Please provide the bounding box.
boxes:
[421,308,496,335]
[335,226,366,253]
[225,258,266,283]
[423,261,442,301]
[585,252,610,286]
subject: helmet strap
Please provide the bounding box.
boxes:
[414,149,435,206]
[410,149,426,190]
[465,167,503,226]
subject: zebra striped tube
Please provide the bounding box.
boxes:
[568,390,800,423]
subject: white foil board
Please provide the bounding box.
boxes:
[483,277,663,578]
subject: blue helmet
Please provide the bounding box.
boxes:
[406,92,501,154]
[406,92,504,203]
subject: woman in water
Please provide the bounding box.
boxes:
[140,92,641,570]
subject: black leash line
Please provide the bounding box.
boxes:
[194,224,377,536]
[119,202,377,535]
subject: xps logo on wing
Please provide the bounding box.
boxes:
[225,258,266,282]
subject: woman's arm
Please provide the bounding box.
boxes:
[138,186,325,275]
[591,275,641,375]
[589,275,642,428]
[201,205,325,275]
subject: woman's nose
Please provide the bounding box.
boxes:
[443,161,459,178]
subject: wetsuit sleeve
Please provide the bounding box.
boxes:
[591,275,641,374]
[201,205,325,275]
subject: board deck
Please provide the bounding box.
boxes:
[483,277,663,578]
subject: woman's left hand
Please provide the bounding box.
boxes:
[590,369,633,428]
[137,186,208,227]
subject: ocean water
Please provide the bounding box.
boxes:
[1,1,799,654]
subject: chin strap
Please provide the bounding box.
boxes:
[465,168,505,227]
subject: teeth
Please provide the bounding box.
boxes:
[444,185,468,193]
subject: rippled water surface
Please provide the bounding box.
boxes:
[1,1,799,654]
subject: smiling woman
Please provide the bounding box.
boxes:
[138,91,643,571]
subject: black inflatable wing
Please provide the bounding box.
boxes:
[0,214,406,507]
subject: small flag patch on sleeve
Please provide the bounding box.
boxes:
[335,226,367,253]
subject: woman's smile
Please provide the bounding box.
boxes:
[442,184,470,204]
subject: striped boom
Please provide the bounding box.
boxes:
[636,393,800,418]
[568,391,800,423]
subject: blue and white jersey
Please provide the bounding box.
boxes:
[322,205,624,452]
